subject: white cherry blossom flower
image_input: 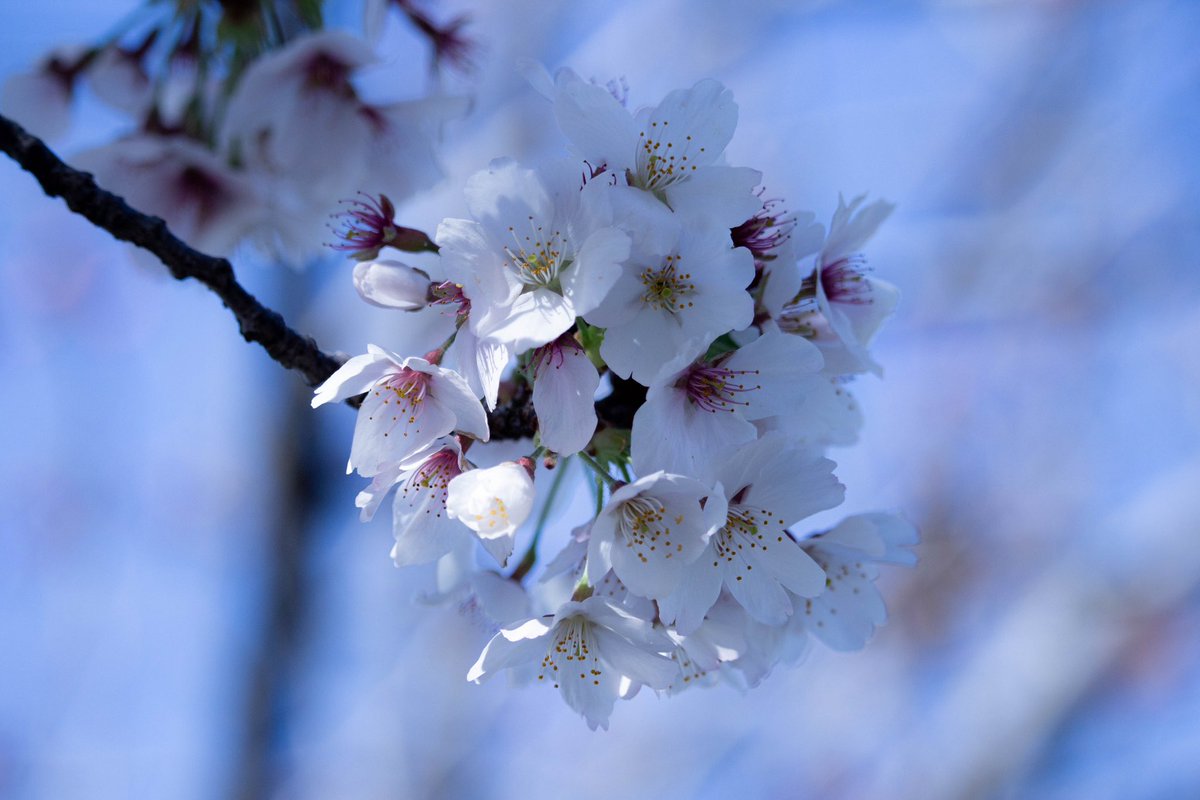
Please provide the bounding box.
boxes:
[658,435,844,633]
[530,334,600,456]
[467,596,675,730]
[631,327,824,477]
[781,194,898,376]
[438,158,630,353]
[446,460,537,567]
[587,471,725,600]
[312,345,488,477]
[792,512,917,651]
[585,227,755,385]
[553,69,762,228]
[354,438,513,568]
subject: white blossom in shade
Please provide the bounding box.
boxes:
[446,461,536,567]
[552,69,762,228]
[75,135,265,256]
[1,50,78,140]
[725,612,812,690]
[587,472,725,600]
[220,31,375,203]
[657,435,844,633]
[467,596,676,730]
[356,95,469,202]
[88,46,152,118]
[420,541,532,627]
[585,228,755,385]
[661,596,747,695]
[530,334,600,456]
[312,345,488,477]
[352,259,431,310]
[787,194,899,376]
[438,158,630,353]
[793,512,918,651]
[631,327,825,478]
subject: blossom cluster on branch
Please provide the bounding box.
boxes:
[315,66,917,729]
[1,0,469,262]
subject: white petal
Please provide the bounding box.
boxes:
[723,327,824,421]
[311,350,392,407]
[823,194,894,262]
[631,384,757,479]
[664,166,763,228]
[592,628,676,689]
[643,78,738,167]
[466,617,553,682]
[532,344,600,456]
[429,367,490,441]
[485,288,575,352]
[446,463,536,543]
[657,544,724,635]
[554,68,637,172]
[559,227,630,317]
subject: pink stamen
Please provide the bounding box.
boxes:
[820,255,873,305]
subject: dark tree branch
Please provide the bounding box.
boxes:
[0,112,344,389]
[0,112,649,443]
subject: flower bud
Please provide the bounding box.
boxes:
[352,259,431,311]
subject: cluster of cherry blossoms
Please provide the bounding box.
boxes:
[314,66,917,729]
[1,0,469,262]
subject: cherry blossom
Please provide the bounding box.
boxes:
[312,345,488,477]
[467,596,676,730]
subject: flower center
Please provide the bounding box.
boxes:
[617,496,685,563]
[640,254,695,312]
[635,121,703,190]
[820,255,873,304]
[369,367,431,439]
[682,363,760,413]
[539,617,603,689]
[505,217,568,289]
[403,447,461,508]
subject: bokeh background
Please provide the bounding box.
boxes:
[2,0,1199,798]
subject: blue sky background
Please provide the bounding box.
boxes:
[2,1,1199,798]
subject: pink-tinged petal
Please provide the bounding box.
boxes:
[466,617,554,682]
[349,388,455,477]
[664,166,763,228]
[554,68,638,173]
[559,227,630,317]
[532,344,599,456]
[311,350,393,407]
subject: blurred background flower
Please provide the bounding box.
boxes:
[1,0,1198,798]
